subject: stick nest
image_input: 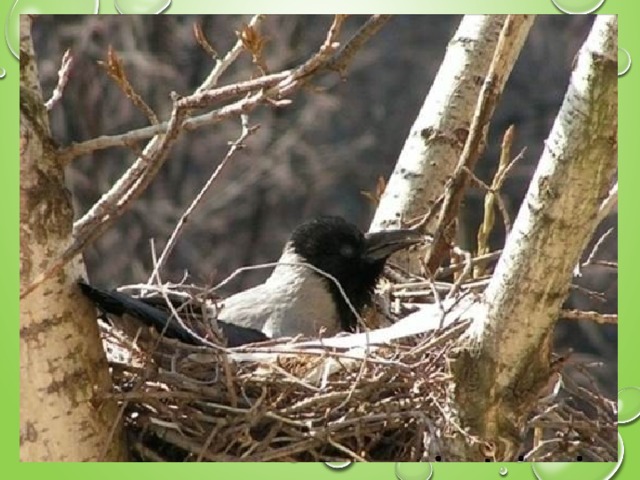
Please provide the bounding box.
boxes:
[98,275,616,462]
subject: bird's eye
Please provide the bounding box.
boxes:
[340,244,356,257]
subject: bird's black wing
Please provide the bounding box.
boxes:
[78,281,269,347]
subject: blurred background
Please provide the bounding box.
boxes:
[31,15,616,394]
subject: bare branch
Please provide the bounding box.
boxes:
[437,250,502,278]
[447,246,473,299]
[596,181,617,225]
[148,115,259,283]
[427,15,535,272]
[45,49,72,111]
[583,226,615,267]
[196,15,265,93]
[328,15,392,75]
[475,126,524,275]
[560,309,617,325]
[193,23,218,60]
[175,70,290,110]
[99,46,159,125]
[21,15,385,299]
[57,14,385,163]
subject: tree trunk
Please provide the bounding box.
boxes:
[449,15,618,461]
[19,15,127,462]
[369,15,533,271]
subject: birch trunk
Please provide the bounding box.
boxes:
[19,16,126,461]
[369,15,533,271]
[450,15,618,460]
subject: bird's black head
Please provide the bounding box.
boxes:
[289,216,422,332]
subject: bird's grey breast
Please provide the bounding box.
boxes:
[216,249,339,339]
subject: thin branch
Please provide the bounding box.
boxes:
[45,49,73,111]
[175,70,290,110]
[447,246,473,299]
[560,309,617,325]
[196,15,265,93]
[328,15,392,75]
[427,15,534,272]
[21,15,384,300]
[437,250,502,277]
[596,181,617,225]
[99,46,159,125]
[148,115,259,283]
[583,226,615,266]
[58,14,387,163]
[571,284,607,303]
[275,15,345,91]
[476,126,513,265]
[327,437,367,462]
[193,23,218,60]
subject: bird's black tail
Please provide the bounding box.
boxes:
[78,280,268,347]
[78,280,200,344]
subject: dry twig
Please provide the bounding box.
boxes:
[44,49,72,111]
[148,115,259,282]
[22,15,379,300]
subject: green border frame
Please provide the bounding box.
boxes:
[5,1,634,479]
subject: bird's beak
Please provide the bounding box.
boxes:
[364,228,424,261]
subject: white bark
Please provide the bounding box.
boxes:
[369,15,534,271]
[370,16,505,233]
[451,15,617,459]
[19,16,126,461]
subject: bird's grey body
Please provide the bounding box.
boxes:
[80,216,424,347]
[218,247,339,338]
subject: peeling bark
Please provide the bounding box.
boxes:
[19,15,126,462]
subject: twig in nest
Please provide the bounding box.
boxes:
[436,250,502,278]
[570,284,607,303]
[100,361,155,461]
[447,246,472,299]
[328,437,367,462]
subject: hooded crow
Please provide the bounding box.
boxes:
[79,215,423,347]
